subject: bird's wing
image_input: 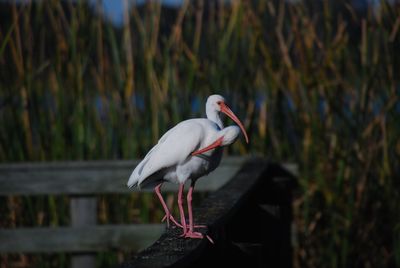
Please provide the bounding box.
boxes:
[128,120,204,188]
[127,125,182,188]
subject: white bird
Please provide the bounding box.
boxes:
[127,94,249,241]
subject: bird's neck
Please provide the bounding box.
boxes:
[206,108,224,129]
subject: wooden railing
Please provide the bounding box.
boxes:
[0,157,251,267]
[120,158,297,268]
[0,157,297,268]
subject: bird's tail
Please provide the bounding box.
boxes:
[127,143,159,189]
[127,167,141,188]
[126,157,151,189]
[127,175,138,189]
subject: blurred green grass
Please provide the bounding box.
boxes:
[0,0,399,267]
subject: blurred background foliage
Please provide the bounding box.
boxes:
[0,0,400,267]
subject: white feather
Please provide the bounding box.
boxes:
[127,120,206,188]
[126,94,246,190]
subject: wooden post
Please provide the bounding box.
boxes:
[70,196,97,268]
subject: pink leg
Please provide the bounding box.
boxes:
[185,182,214,243]
[154,184,182,228]
[177,183,187,236]
[187,185,195,233]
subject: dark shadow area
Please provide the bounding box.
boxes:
[120,159,297,268]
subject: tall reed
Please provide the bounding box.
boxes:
[0,0,399,267]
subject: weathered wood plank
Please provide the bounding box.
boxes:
[70,197,97,268]
[0,157,246,195]
[0,157,245,170]
[70,198,97,227]
[0,224,164,253]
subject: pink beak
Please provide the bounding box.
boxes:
[220,102,249,143]
[191,102,249,156]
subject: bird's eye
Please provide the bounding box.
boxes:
[217,101,222,105]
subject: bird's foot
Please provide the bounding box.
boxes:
[184,224,207,230]
[162,216,206,230]
[161,214,183,228]
[184,231,214,244]
[192,224,207,229]
[185,231,203,238]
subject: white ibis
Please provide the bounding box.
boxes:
[127,94,249,242]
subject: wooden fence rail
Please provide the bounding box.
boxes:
[0,157,245,195]
[0,157,297,268]
[0,225,163,253]
[0,157,248,268]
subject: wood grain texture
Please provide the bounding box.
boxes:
[0,224,164,253]
[0,157,246,195]
[70,197,97,268]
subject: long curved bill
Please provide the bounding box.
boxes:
[191,102,249,156]
[220,102,249,143]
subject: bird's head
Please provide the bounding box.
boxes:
[206,94,249,143]
[207,94,226,112]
